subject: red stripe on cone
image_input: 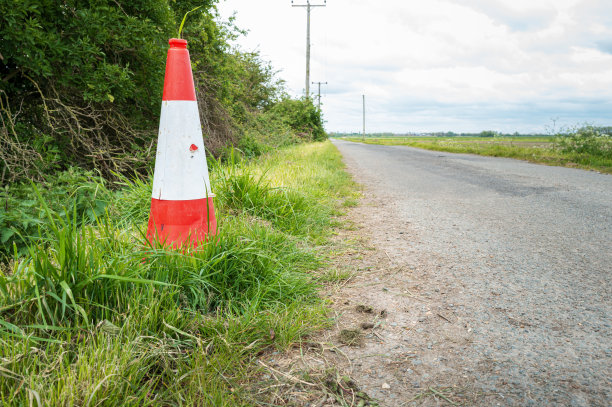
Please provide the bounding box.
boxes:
[162,39,196,101]
[147,198,217,248]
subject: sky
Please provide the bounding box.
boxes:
[216,0,612,134]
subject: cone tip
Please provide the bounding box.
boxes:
[169,38,188,48]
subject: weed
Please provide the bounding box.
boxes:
[317,267,355,283]
[321,369,379,406]
[343,197,359,207]
[554,126,612,158]
[338,328,364,347]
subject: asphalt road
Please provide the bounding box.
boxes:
[331,139,611,406]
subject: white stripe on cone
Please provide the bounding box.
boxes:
[151,100,214,201]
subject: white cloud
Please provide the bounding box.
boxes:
[217,0,612,133]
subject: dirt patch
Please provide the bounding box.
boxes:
[356,305,374,314]
[254,192,487,406]
[306,194,486,406]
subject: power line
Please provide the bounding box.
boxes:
[291,0,326,98]
[311,81,327,109]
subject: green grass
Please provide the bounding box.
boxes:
[345,136,612,173]
[316,267,355,284]
[0,141,358,406]
[0,168,111,258]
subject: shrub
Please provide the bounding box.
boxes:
[0,0,317,184]
[265,97,327,142]
[479,130,499,138]
[554,126,612,158]
[0,0,177,183]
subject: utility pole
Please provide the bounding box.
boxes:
[362,94,366,140]
[292,0,326,98]
[311,81,327,109]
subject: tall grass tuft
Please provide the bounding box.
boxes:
[1,202,319,338]
[111,173,153,226]
[0,202,166,335]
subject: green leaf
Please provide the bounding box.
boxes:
[0,319,24,335]
[1,229,15,243]
[92,274,178,287]
[59,281,89,325]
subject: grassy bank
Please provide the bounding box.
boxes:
[345,135,612,174]
[0,141,357,406]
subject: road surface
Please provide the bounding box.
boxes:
[331,139,611,406]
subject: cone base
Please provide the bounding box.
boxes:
[146,197,217,248]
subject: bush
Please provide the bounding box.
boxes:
[0,0,321,184]
[0,0,179,183]
[236,113,300,156]
[479,130,499,138]
[265,97,327,142]
[554,126,612,158]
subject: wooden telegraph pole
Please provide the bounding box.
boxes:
[362,94,366,141]
[292,0,326,98]
[311,81,327,109]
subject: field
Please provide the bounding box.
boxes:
[0,141,359,406]
[343,135,612,174]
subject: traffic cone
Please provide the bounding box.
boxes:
[146,38,217,248]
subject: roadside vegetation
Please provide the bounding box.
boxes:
[0,141,358,405]
[0,1,356,404]
[343,126,612,173]
[0,0,325,186]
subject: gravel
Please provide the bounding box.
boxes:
[331,139,612,406]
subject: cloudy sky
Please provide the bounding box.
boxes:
[217,0,612,134]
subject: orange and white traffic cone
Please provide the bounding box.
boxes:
[146,38,217,248]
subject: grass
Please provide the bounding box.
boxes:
[0,168,111,258]
[345,135,612,174]
[0,141,359,406]
[316,267,354,284]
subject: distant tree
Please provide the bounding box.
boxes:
[479,130,498,138]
